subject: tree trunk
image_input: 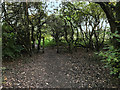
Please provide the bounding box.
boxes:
[31,25,35,49]
[37,30,41,52]
[42,37,45,53]
[116,2,120,47]
[56,36,59,53]
[24,2,31,56]
[97,2,120,48]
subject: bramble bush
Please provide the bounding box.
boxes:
[98,31,120,78]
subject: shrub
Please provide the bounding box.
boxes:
[98,31,120,78]
[2,23,23,59]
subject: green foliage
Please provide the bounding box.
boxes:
[2,2,47,58]
[42,38,56,47]
[98,32,120,78]
[3,44,23,59]
[2,23,23,59]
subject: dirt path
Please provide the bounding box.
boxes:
[2,48,120,88]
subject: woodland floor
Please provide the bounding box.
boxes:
[2,47,120,88]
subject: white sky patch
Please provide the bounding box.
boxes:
[46,1,62,15]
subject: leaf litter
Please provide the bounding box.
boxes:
[2,48,120,88]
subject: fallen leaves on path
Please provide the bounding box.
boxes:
[2,48,120,88]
